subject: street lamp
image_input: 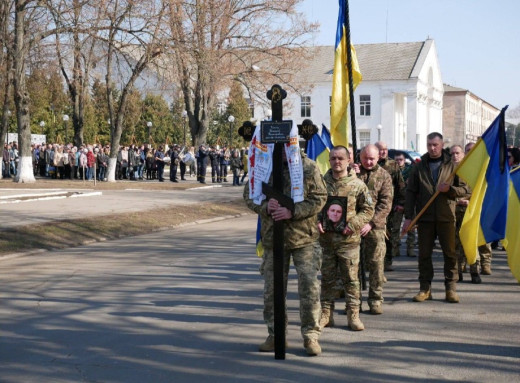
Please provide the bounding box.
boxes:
[147,121,153,142]
[227,115,235,148]
[39,120,45,134]
[181,110,188,147]
[63,114,69,143]
[377,124,382,141]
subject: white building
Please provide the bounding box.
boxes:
[255,39,444,153]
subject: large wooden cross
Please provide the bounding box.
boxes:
[261,84,293,360]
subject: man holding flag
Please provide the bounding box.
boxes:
[402,133,469,303]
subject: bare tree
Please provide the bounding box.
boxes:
[47,0,104,148]
[165,0,317,146]
[0,0,14,180]
[101,0,166,182]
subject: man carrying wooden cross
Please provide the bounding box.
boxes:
[243,135,327,356]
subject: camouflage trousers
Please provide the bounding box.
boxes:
[320,241,361,311]
[386,210,416,260]
[260,245,321,341]
[455,210,492,272]
[362,229,386,305]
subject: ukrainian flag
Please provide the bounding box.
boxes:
[457,107,510,264]
[330,0,362,147]
[320,124,334,150]
[256,215,264,257]
[306,131,330,175]
[503,167,520,282]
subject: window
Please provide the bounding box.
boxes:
[359,131,371,147]
[246,98,255,118]
[301,96,311,118]
[216,101,226,115]
[360,95,371,116]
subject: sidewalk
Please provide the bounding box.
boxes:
[0,178,244,229]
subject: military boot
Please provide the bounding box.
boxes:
[413,288,432,302]
[319,308,334,328]
[303,338,321,356]
[347,307,365,331]
[481,264,492,275]
[258,335,288,352]
[471,272,482,284]
[445,289,460,303]
[369,301,383,315]
[212,177,216,183]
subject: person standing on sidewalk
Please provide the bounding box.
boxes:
[243,152,327,356]
[318,146,374,331]
[402,133,469,303]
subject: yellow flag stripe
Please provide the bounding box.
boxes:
[459,156,490,265]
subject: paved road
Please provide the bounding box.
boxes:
[1,215,519,382]
[0,181,245,229]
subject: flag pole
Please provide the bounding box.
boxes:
[344,0,358,155]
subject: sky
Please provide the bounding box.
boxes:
[298,0,519,113]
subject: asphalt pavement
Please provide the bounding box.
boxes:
[1,213,519,383]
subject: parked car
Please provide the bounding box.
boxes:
[388,149,422,164]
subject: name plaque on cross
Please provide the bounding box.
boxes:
[260,121,292,144]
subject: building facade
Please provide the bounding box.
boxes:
[253,39,444,153]
[442,84,499,147]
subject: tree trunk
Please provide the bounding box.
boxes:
[13,1,35,183]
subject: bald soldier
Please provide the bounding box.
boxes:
[357,145,393,315]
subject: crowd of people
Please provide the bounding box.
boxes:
[1,141,249,184]
[244,132,519,356]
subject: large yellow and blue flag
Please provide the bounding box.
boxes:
[503,167,520,282]
[330,0,362,147]
[457,107,510,264]
[306,130,330,175]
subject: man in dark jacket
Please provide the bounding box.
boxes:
[197,144,209,184]
[402,132,469,303]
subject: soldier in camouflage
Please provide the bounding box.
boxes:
[318,146,374,331]
[243,152,327,356]
[356,145,394,315]
[375,142,406,271]
[394,151,417,257]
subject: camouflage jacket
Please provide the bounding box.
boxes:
[378,157,406,207]
[400,163,413,183]
[357,164,394,229]
[243,155,327,250]
[405,151,469,223]
[319,168,375,246]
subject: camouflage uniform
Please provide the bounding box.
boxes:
[243,155,327,342]
[378,157,406,267]
[357,164,393,308]
[319,168,374,313]
[396,162,417,256]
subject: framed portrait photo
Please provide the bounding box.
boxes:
[321,196,348,233]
